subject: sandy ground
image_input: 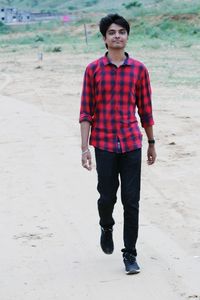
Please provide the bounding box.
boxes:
[0,45,200,300]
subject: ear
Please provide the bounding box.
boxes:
[102,36,107,48]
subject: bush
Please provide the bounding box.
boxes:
[85,0,98,7]
[35,35,44,42]
[145,27,161,38]
[158,19,174,31]
[68,6,77,10]
[122,1,142,9]
[0,21,10,34]
[52,46,62,52]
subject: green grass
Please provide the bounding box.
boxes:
[0,21,11,34]
[131,17,200,40]
[0,19,199,53]
[0,0,200,15]
[0,0,200,52]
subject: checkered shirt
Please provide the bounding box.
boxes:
[79,52,154,153]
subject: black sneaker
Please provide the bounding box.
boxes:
[100,227,114,254]
[123,252,140,274]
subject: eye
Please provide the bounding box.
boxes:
[108,31,115,35]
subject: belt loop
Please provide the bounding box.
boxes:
[117,138,122,153]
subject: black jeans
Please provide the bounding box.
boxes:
[95,147,141,256]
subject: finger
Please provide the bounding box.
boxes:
[82,160,87,166]
[147,160,153,165]
[82,161,91,171]
[147,155,153,165]
[88,158,92,168]
[82,159,87,167]
[86,162,92,171]
[83,163,89,169]
[147,156,155,165]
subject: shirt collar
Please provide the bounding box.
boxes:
[101,52,133,66]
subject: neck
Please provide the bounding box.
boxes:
[107,49,126,62]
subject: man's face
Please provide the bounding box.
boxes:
[104,23,128,50]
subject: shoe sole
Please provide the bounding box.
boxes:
[126,269,140,275]
[102,248,114,255]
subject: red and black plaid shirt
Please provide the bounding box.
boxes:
[79,52,154,153]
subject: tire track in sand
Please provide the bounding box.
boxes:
[0,73,12,93]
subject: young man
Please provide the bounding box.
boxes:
[79,14,156,274]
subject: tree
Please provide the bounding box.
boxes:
[122,1,142,9]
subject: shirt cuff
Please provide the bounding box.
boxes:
[79,113,93,124]
[141,118,154,128]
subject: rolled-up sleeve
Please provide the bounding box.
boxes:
[136,66,154,128]
[79,66,95,124]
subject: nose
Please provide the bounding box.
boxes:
[115,31,120,38]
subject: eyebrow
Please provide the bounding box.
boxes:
[108,29,126,32]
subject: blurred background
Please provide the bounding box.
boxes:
[0,0,200,52]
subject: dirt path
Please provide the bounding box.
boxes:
[0,73,12,92]
[0,93,199,300]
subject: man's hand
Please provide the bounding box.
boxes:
[81,149,92,171]
[147,145,156,165]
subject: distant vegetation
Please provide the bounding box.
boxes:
[0,21,11,33]
[122,1,142,9]
[0,0,200,52]
[0,0,199,16]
